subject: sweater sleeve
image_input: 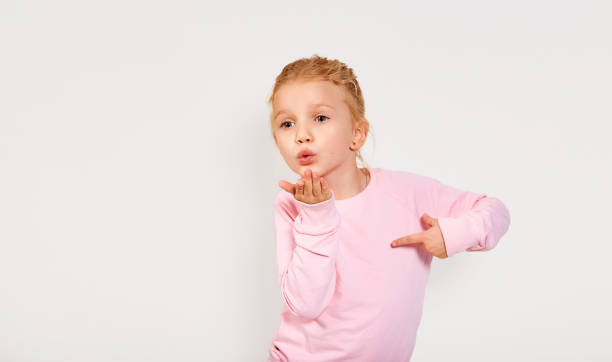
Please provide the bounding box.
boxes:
[273,189,342,319]
[429,178,511,258]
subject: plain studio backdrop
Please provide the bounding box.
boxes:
[1,1,610,361]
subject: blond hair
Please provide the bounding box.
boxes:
[267,54,373,170]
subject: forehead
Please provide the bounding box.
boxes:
[273,80,346,109]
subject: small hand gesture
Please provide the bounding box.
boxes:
[390,213,448,259]
[278,168,332,205]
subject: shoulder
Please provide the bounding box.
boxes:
[376,167,439,189]
[374,167,441,208]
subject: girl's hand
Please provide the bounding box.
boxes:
[390,213,449,259]
[278,168,332,204]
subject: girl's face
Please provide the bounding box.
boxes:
[272,80,357,177]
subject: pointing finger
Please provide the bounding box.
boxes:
[390,233,423,247]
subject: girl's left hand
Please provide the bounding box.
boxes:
[390,213,448,259]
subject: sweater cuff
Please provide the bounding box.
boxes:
[293,190,340,235]
[437,215,479,258]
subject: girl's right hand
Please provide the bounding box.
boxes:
[278,168,332,204]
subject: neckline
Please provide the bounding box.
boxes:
[334,167,377,205]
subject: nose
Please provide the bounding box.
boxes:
[296,124,312,144]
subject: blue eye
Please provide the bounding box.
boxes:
[280,115,328,129]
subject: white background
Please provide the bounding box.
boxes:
[1,1,610,361]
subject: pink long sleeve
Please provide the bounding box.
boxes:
[268,168,511,361]
[427,178,511,257]
[273,189,342,319]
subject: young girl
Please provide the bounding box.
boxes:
[266,55,511,361]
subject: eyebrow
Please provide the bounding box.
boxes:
[273,103,336,121]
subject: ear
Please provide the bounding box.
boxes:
[351,119,369,150]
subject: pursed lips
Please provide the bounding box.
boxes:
[297,149,315,158]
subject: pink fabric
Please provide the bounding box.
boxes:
[268,168,511,361]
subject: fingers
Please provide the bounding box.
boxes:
[320,176,328,196]
[390,229,447,258]
[290,168,331,204]
[312,171,321,197]
[278,180,295,194]
[304,169,313,196]
[421,213,436,226]
[296,178,304,196]
[390,233,422,247]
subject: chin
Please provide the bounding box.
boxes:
[296,164,319,175]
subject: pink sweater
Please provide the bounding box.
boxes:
[267,167,511,361]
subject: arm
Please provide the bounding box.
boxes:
[429,178,511,258]
[273,190,341,319]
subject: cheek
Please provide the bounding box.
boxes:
[277,141,293,158]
